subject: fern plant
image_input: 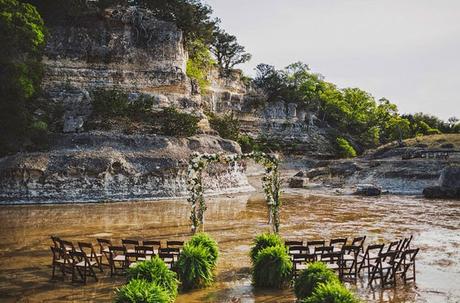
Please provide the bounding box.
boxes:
[252,245,292,289]
[294,261,340,300]
[188,233,219,268]
[249,233,284,264]
[127,257,179,301]
[302,281,361,303]
[114,279,170,303]
[176,243,214,290]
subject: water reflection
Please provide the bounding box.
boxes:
[0,193,459,302]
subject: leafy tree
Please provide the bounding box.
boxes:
[186,39,214,93]
[207,112,240,141]
[211,29,251,74]
[0,0,46,155]
[138,0,218,45]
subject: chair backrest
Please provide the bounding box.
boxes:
[402,248,419,263]
[378,251,397,264]
[122,239,139,247]
[78,242,96,257]
[307,240,325,253]
[50,246,63,261]
[386,240,400,253]
[109,246,126,256]
[160,247,180,255]
[285,240,303,247]
[365,243,384,258]
[289,245,309,255]
[97,238,112,246]
[70,250,90,265]
[315,246,333,256]
[143,240,161,248]
[135,245,154,254]
[321,251,342,263]
[330,238,347,246]
[167,240,184,248]
[60,239,75,251]
[351,236,366,251]
[292,252,315,263]
[341,245,360,256]
[51,236,61,248]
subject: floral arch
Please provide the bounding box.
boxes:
[187,151,281,234]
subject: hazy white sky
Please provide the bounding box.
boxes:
[206,0,460,120]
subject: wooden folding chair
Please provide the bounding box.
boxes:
[59,239,80,253]
[320,251,343,278]
[314,245,333,261]
[135,245,154,261]
[69,250,98,284]
[358,243,384,276]
[292,252,315,279]
[285,240,303,247]
[97,238,112,267]
[143,240,161,254]
[341,245,360,282]
[351,236,366,253]
[330,238,347,252]
[394,248,419,284]
[159,247,180,268]
[368,251,397,288]
[50,246,67,279]
[122,239,139,254]
[109,246,127,276]
[288,245,308,257]
[386,240,400,253]
[306,240,325,255]
[78,242,103,272]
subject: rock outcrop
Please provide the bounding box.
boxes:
[0,134,252,204]
[423,165,460,199]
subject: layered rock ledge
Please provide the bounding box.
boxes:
[0,133,253,204]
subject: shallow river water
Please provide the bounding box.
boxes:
[0,191,459,302]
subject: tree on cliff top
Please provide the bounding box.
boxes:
[0,0,47,155]
[211,29,251,75]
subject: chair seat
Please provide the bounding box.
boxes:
[126,249,136,254]
[296,263,308,270]
[381,261,393,269]
[55,259,66,264]
[113,255,126,262]
[76,260,97,267]
[87,253,102,258]
[102,248,110,253]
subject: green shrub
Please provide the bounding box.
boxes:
[207,112,240,141]
[92,88,154,118]
[156,107,200,137]
[302,281,360,303]
[252,245,292,289]
[186,40,214,93]
[188,233,219,268]
[336,137,357,158]
[294,262,340,300]
[237,134,258,153]
[127,257,178,301]
[115,279,170,303]
[176,242,214,290]
[249,233,284,264]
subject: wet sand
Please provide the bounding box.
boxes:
[0,192,459,302]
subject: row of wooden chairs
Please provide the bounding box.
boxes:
[50,236,184,283]
[286,235,418,288]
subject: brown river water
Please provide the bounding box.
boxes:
[0,191,459,303]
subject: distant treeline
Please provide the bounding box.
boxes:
[253,62,460,148]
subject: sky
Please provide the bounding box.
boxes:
[205,0,460,120]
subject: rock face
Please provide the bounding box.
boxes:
[423,166,460,199]
[0,134,252,204]
[42,7,194,133]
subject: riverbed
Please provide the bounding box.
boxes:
[0,192,459,302]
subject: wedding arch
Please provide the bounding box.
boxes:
[187,151,282,234]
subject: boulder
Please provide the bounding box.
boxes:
[423,186,460,199]
[354,184,382,196]
[329,161,362,177]
[289,177,308,188]
[439,166,460,188]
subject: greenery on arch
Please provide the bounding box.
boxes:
[187,151,281,234]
